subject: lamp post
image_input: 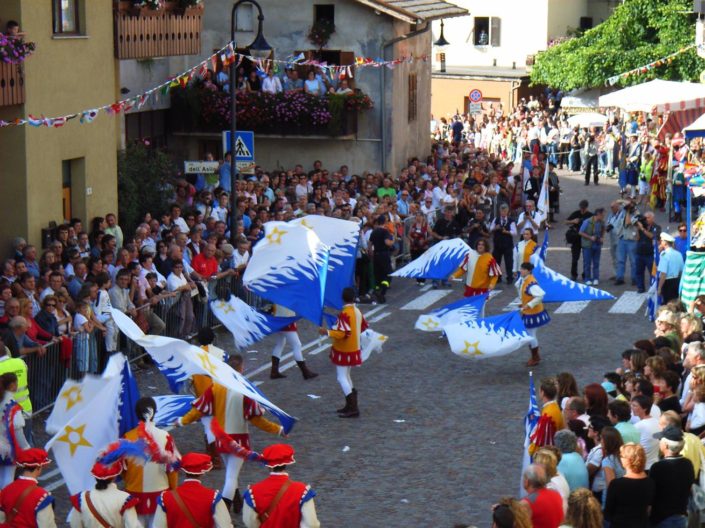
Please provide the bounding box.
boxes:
[229,0,272,245]
[434,20,450,73]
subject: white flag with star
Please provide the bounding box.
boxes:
[45,374,122,495]
[45,376,106,435]
[444,311,533,359]
[360,328,388,362]
[110,308,297,434]
[414,294,486,332]
[210,294,298,351]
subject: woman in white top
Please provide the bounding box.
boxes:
[53,293,72,336]
[533,448,569,514]
[303,70,323,96]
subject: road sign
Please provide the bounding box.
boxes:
[183,161,219,174]
[221,130,255,162]
[469,102,483,114]
[469,89,483,103]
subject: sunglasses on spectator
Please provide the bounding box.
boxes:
[46,303,56,308]
[679,228,687,232]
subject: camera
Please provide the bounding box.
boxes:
[605,224,614,233]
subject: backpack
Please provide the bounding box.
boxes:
[565,226,580,245]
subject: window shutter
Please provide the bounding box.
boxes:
[490,17,501,47]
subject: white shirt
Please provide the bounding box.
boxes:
[690,402,705,430]
[167,272,188,292]
[68,483,141,528]
[232,251,250,269]
[172,217,189,234]
[261,75,283,94]
[548,474,570,514]
[634,416,661,469]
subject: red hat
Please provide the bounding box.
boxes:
[91,460,125,480]
[179,452,213,475]
[262,444,296,468]
[16,448,51,468]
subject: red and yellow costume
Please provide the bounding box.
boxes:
[326,303,368,366]
[453,251,501,297]
[179,382,281,448]
[529,400,564,456]
[122,422,179,516]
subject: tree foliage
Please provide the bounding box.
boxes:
[117,142,176,236]
[530,0,702,90]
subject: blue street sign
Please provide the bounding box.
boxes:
[221,130,255,162]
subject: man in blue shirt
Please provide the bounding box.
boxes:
[579,207,605,285]
[658,232,685,304]
[218,152,233,193]
[674,223,689,260]
[396,191,411,219]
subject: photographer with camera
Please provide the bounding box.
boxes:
[614,200,640,286]
[565,200,592,281]
[634,211,661,293]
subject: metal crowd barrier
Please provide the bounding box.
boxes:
[25,275,264,413]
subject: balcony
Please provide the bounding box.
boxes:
[0,62,24,107]
[113,1,203,60]
[168,82,370,138]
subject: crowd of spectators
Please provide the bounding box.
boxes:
[460,296,705,528]
[204,64,355,96]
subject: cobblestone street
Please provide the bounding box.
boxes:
[40,169,662,527]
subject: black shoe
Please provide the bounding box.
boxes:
[338,390,360,418]
[296,361,318,380]
[270,357,287,379]
[336,389,355,413]
[584,182,589,186]
[614,279,625,285]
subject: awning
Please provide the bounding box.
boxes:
[567,112,608,128]
[684,111,705,139]
[599,79,705,114]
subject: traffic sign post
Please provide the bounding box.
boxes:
[468,102,483,115]
[221,130,255,174]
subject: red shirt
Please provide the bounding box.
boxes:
[160,480,219,528]
[191,253,218,279]
[0,477,53,528]
[523,488,564,528]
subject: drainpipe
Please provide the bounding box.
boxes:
[379,21,431,173]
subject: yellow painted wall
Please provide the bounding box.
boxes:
[547,0,587,41]
[431,77,517,119]
[0,0,118,251]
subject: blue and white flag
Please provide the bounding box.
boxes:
[535,163,549,225]
[111,309,297,434]
[360,328,388,362]
[292,216,359,310]
[391,238,471,280]
[211,295,298,351]
[538,228,549,261]
[646,241,660,321]
[520,371,541,496]
[153,395,195,428]
[529,254,615,302]
[414,294,486,332]
[103,353,141,437]
[243,221,329,325]
[46,375,122,495]
[444,311,533,359]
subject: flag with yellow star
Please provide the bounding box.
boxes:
[444,311,533,359]
[414,293,486,332]
[111,308,297,434]
[45,375,122,494]
[291,215,360,310]
[243,221,330,324]
[45,376,106,435]
[210,294,298,350]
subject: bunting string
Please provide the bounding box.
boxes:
[0,41,428,129]
[606,44,697,86]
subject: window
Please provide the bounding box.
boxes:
[473,16,501,47]
[62,160,72,222]
[314,4,335,25]
[408,73,417,123]
[52,0,81,35]
[125,110,167,148]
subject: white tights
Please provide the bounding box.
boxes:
[271,332,303,361]
[336,366,354,396]
[527,327,539,348]
[221,453,244,500]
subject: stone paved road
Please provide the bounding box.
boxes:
[39,170,672,527]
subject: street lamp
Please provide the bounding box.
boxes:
[229,0,272,244]
[434,20,450,73]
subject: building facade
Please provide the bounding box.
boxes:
[120,0,467,174]
[431,0,616,118]
[0,0,120,250]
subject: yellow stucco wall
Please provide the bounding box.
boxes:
[0,0,118,251]
[431,77,517,119]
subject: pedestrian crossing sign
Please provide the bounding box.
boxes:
[221,130,255,162]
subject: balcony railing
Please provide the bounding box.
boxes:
[113,1,203,60]
[0,62,24,107]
